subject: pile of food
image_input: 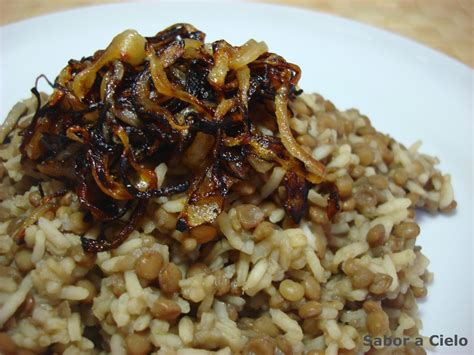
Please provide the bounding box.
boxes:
[0,24,455,354]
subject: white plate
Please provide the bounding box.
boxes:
[1,2,473,352]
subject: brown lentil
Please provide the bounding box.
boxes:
[354,187,378,208]
[226,303,238,321]
[392,168,408,186]
[28,191,41,207]
[190,225,218,244]
[366,309,389,336]
[341,197,356,211]
[367,224,385,247]
[253,315,280,337]
[18,293,35,317]
[242,336,275,355]
[335,175,353,199]
[279,279,305,302]
[357,125,376,136]
[141,235,155,248]
[110,275,126,297]
[125,333,152,355]
[269,292,286,309]
[351,267,375,289]
[342,258,359,276]
[275,335,292,354]
[350,165,365,179]
[158,262,181,294]
[342,118,354,135]
[369,274,393,295]
[236,204,264,230]
[363,301,381,313]
[404,326,419,337]
[187,263,210,278]
[382,148,394,164]
[14,249,34,272]
[424,198,439,213]
[411,286,427,298]
[394,222,420,240]
[252,221,274,242]
[324,100,336,112]
[151,298,181,320]
[302,318,323,337]
[302,277,321,300]
[368,175,389,190]
[317,113,337,130]
[383,292,406,309]
[214,269,231,296]
[407,192,420,206]
[135,252,163,280]
[440,200,457,213]
[259,202,277,216]
[354,144,374,166]
[407,209,417,219]
[298,301,322,319]
[297,134,318,148]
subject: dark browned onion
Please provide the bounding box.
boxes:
[19,23,332,252]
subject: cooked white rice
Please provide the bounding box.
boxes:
[0,92,455,354]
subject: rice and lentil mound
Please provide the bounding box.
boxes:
[0,91,455,354]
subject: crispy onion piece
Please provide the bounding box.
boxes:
[283,171,309,224]
[114,125,157,192]
[18,24,337,252]
[81,200,147,253]
[12,190,67,242]
[87,148,133,201]
[275,87,326,183]
[147,42,214,118]
[230,39,268,70]
[236,65,251,110]
[133,70,189,133]
[176,163,235,231]
[208,41,231,89]
[77,175,129,222]
[325,183,341,221]
[72,30,146,100]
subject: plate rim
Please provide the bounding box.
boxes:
[1,0,473,74]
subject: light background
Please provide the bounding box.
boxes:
[1,0,473,67]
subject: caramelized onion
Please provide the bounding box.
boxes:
[19,24,333,251]
[275,87,325,183]
[72,29,146,99]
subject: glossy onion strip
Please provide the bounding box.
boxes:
[19,23,330,252]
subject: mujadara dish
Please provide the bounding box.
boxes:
[0,24,456,355]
